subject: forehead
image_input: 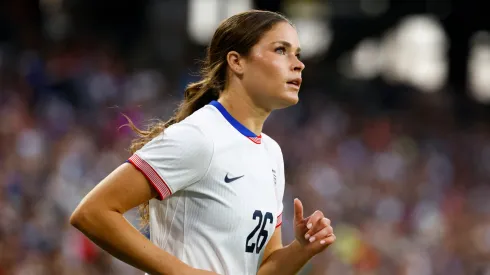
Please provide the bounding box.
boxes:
[257,22,300,48]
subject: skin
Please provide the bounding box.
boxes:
[70,21,335,275]
[219,21,305,135]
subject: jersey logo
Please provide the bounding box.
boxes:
[224,173,244,183]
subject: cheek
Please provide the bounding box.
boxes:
[251,57,285,83]
[269,59,284,71]
[244,54,287,94]
[263,56,285,76]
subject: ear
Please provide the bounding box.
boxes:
[226,51,245,75]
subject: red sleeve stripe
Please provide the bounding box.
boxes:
[128,154,172,200]
[276,212,283,228]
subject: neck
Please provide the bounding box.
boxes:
[218,91,270,136]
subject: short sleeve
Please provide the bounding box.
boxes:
[274,146,285,228]
[127,123,214,200]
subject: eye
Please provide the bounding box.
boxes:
[275,46,287,55]
[295,53,301,60]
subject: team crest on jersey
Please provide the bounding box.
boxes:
[272,169,277,185]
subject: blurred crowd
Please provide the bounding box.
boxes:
[2,10,490,275]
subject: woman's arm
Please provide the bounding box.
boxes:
[258,227,313,275]
[70,163,215,275]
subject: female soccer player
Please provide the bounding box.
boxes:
[70,10,335,275]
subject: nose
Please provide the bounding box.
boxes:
[293,58,305,72]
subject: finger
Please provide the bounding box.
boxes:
[304,212,325,239]
[315,233,336,250]
[308,233,336,254]
[319,233,336,246]
[306,225,333,243]
[294,198,304,222]
[310,217,330,235]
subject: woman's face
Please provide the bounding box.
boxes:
[241,22,305,110]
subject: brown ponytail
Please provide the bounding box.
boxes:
[125,10,290,229]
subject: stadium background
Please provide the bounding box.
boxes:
[1,0,490,274]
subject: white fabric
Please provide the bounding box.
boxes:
[129,104,285,275]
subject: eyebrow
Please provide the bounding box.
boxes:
[271,41,301,53]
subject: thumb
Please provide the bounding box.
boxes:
[293,198,304,222]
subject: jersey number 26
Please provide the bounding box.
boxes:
[245,210,273,254]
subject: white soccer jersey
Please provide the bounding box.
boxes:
[128,100,285,275]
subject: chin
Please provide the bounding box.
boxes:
[273,93,299,109]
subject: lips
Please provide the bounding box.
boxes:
[287,78,302,88]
